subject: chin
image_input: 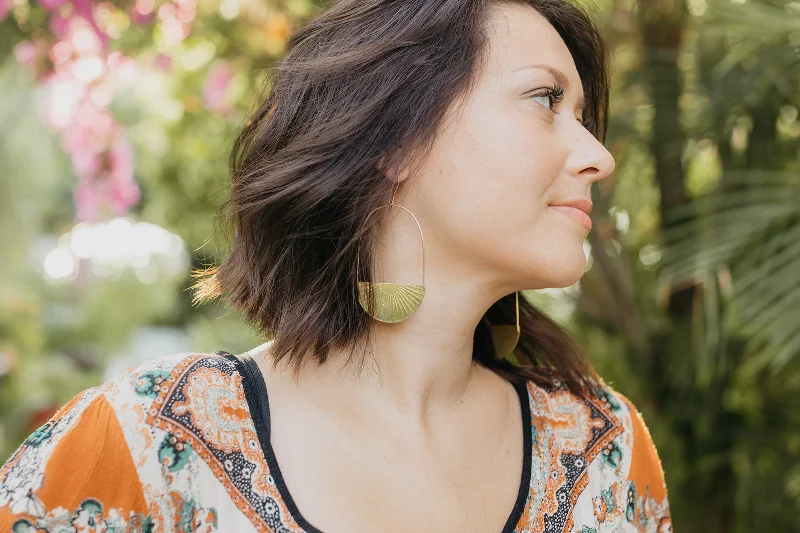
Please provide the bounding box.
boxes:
[526,252,587,290]
[547,268,585,289]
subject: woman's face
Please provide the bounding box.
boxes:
[402,2,615,293]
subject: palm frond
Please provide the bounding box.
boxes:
[660,170,800,373]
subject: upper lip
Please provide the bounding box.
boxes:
[549,198,593,216]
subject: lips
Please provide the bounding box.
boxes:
[549,199,593,216]
[548,201,593,231]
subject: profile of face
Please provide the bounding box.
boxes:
[395,2,615,295]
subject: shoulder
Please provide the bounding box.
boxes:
[521,377,631,467]
[521,377,665,470]
[520,377,671,531]
[0,350,239,473]
[0,351,243,531]
[99,350,251,454]
[101,350,241,410]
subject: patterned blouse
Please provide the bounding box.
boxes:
[0,351,671,533]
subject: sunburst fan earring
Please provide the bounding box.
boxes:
[356,182,425,323]
[491,291,520,356]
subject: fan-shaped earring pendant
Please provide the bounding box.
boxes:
[491,291,520,357]
[357,282,425,323]
[491,325,520,357]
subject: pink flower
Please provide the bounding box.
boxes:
[42,73,84,128]
[106,51,138,87]
[74,181,103,221]
[72,132,140,221]
[13,42,39,67]
[154,53,172,72]
[107,137,134,182]
[108,178,141,216]
[202,62,234,114]
[71,0,108,49]
[130,9,153,25]
[18,0,146,222]
[130,0,154,26]
[173,0,195,24]
[71,151,102,178]
[0,0,12,22]
[39,0,68,13]
[49,14,71,38]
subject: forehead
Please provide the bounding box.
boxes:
[482,2,581,87]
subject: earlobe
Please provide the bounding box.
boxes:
[378,161,400,183]
[377,150,410,184]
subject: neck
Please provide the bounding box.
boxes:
[259,273,509,427]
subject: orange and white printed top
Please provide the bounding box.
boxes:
[0,351,671,533]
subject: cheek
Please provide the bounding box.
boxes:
[438,104,561,211]
[417,148,558,263]
[413,99,573,269]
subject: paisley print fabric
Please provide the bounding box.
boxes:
[0,351,670,532]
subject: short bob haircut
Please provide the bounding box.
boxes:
[194,0,610,394]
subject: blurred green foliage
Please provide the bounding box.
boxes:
[1,0,799,531]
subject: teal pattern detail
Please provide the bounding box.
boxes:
[158,434,193,472]
[13,498,153,533]
[172,492,218,533]
[602,439,623,468]
[625,483,636,522]
[24,421,56,448]
[601,486,616,513]
[133,370,171,398]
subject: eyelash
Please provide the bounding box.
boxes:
[528,84,565,112]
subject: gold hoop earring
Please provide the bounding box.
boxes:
[491,291,520,356]
[356,182,425,323]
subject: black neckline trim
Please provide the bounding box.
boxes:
[223,352,532,533]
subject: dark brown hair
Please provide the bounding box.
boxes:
[194,0,610,394]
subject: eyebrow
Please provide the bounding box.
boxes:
[513,63,585,111]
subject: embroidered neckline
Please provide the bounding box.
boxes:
[225,351,534,533]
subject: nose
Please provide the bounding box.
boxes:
[565,122,615,183]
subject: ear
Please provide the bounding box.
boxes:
[377,151,407,184]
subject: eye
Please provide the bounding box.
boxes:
[528,85,565,111]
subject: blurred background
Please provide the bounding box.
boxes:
[0,0,798,530]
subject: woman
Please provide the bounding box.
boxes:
[0,0,671,531]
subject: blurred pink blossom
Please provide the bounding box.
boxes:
[157,3,176,21]
[161,18,189,45]
[14,0,197,221]
[39,0,68,12]
[173,0,196,24]
[71,151,102,178]
[49,15,71,38]
[74,182,103,221]
[42,73,85,128]
[71,0,108,48]
[130,10,153,25]
[132,0,154,16]
[157,2,191,44]
[13,42,39,67]
[49,40,74,64]
[203,62,234,114]
[61,102,116,154]
[69,19,103,54]
[106,51,139,87]
[154,53,172,72]
[130,0,154,27]
[0,0,11,22]
[73,135,140,221]
[89,80,115,106]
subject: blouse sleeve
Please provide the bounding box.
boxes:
[614,392,672,532]
[0,386,151,531]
